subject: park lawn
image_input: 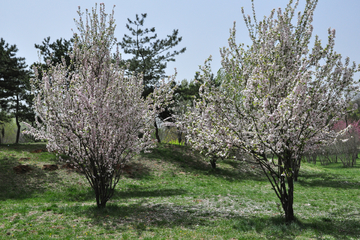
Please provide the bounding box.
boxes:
[0,143,360,239]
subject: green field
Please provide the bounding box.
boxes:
[0,143,359,239]
[0,118,30,144]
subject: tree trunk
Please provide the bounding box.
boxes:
[293,156,301,182]
[15,95,21,144]
[293,164,299,181]
[259,157,296,223]
[293,172,298,182]
[282,175,295,223]
[15,115,21,144]
[210,157,217,169]
[89,166,112,209]
[352,149,357,167]
[0,126,3,144]
[154,120,161,143]
[95,192,108,208]
[177,128,182,144]
[93,180,113,208]
[279,155,295,223]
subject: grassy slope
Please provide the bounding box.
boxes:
[0,118,31,144]
[0,143,359,239]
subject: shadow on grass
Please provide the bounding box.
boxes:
[295,217,360,240]
[121,161,152,180]
[297,171,360,189]
[232,215,360,239]
[142,144,208,171]
[115,187,187,199]
[321,163,360,170]
[43,182,186,205]
[0,143,47,153]
[65,202,360,239]
[142,144,267,182]
[0,155,64,201]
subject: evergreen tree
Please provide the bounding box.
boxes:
[119,13,186,97]
[119,13,186,142]
[33,36,73,69]
[0,38,34,143]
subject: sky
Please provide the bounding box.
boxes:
[1,0,360,82]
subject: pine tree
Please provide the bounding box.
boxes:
[119,13,186,97]
[0,38,34,143]
[33,37,73,68]
[119,13,186,142]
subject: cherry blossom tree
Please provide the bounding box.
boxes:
[24,4,173,208]
[331,119,360,166]
[183,0,359,222]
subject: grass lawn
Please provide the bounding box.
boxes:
[0,143,360,239]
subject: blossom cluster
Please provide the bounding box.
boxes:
[183,0,359,163]
[23,3,173,207]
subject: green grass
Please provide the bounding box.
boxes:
[0,118,31,144]
[1,143,360,239]
[167,139,185,146]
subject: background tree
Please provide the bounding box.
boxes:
[119,13,186,143]
[0,38,15,126]
[0,39,13,143]
[24,4,172,208]
[184,0,359,222]
[159,73,202,145]
[33,36,74,71]
[32,37,74,93]
[330,119,360,167]
[6,70,34,144]
[172,67,228,168]
[119,13,186,96]
[0,38,34,143]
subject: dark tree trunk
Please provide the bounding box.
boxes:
[281,174,295,223]
[293,173,298,181]
[177,128,182,144]
[0,126,3,144]
[86,162,116,209]
[292,156,302,182]
[15,95,20,144]
[93,177,114,209]
[269,154,295,223]
[210,158,217,169]
[293,164,299,182]
[15,115,21,144]
[280,155,295,223]
[95,189,110,208]
[154,120,161,143]
[312,154,317,164]
[352,149,357,167]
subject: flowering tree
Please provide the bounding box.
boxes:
[175,63,232,169]
[183,0,358,222]
[333,119,360,135]
[24,4,173,208]
[331,119,360,166]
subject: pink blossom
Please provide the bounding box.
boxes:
[23,4,173,208]
[181,0,359,223]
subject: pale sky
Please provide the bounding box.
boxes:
[1,0,360,82]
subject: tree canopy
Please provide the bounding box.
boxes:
[119,13,186,97]
[182,0,359,222]
[0,38,33,143]
[24,4,173,208]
